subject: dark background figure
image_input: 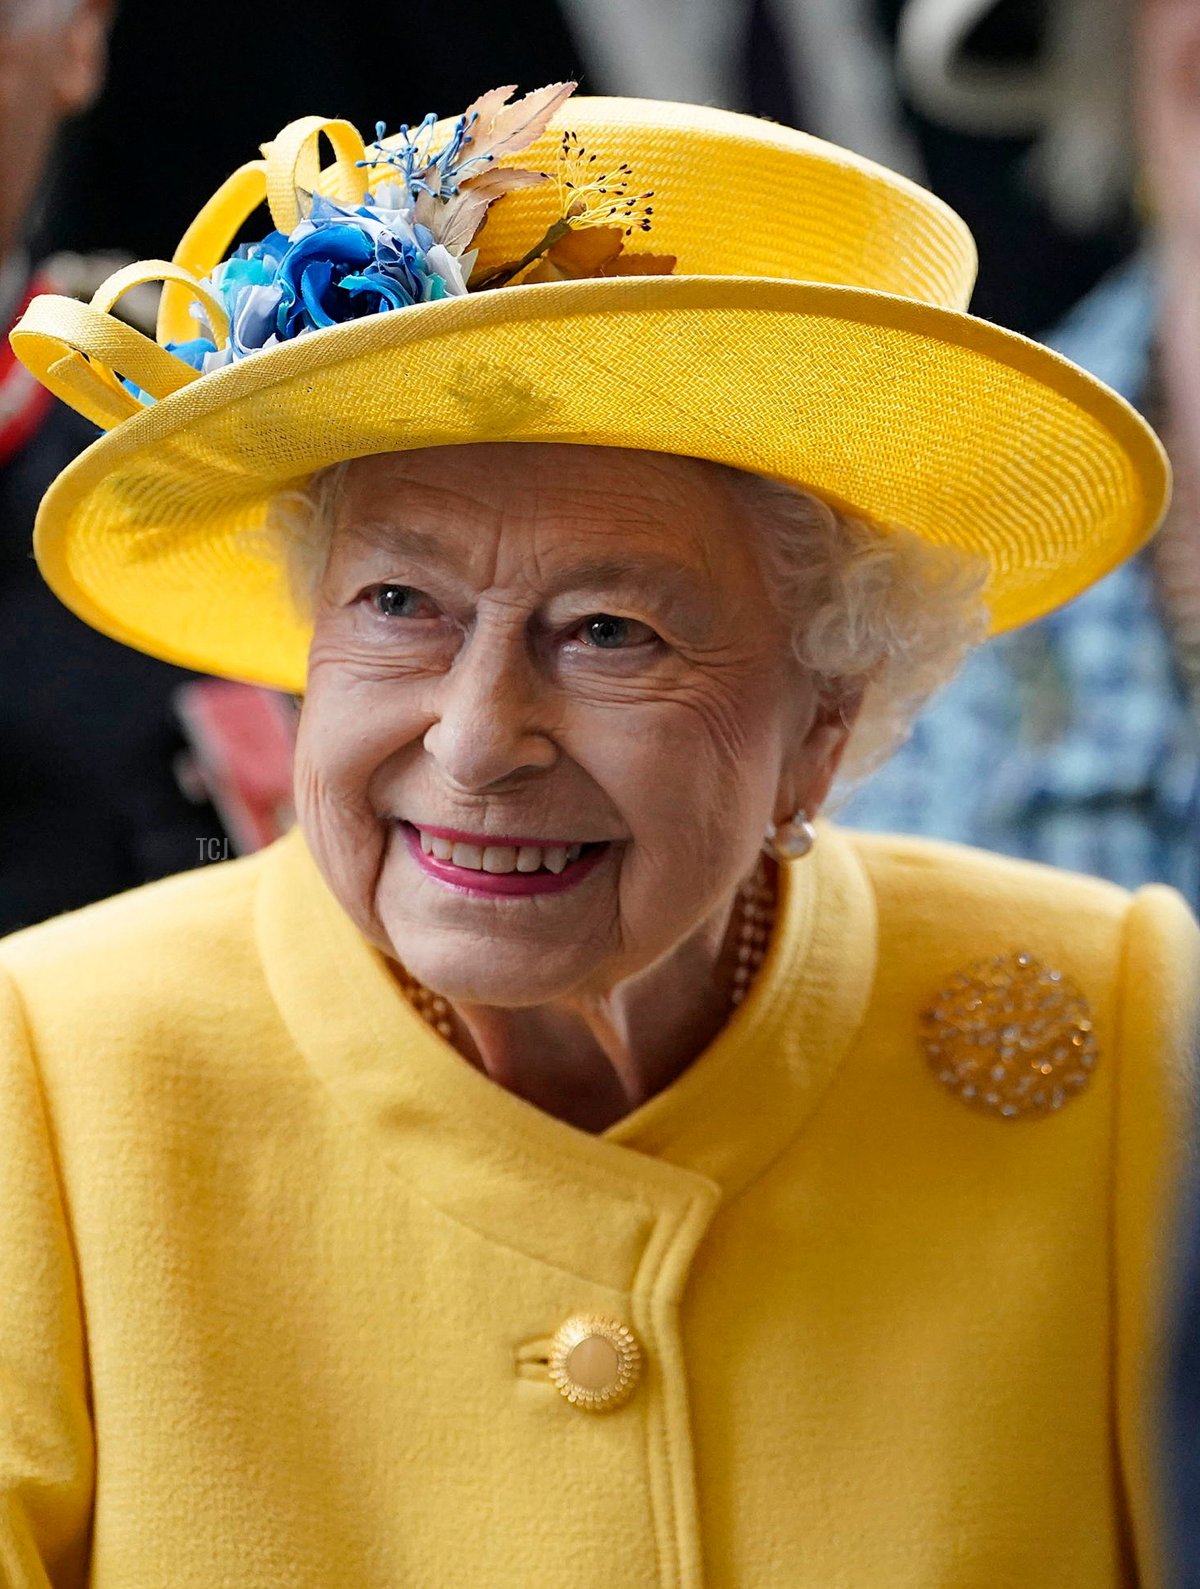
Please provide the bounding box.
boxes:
[839,0,1200,909]
[0,0,231,936]
[843,0,1200,902]
[36,0,584,263]
[880,0,1137,330]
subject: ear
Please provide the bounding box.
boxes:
[774,686,865,826]
[51,0,114,119]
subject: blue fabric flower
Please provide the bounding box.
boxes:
[118,86,589,404]
[165,336,218,371]
[172,192,471,366]
[213,254,285,354]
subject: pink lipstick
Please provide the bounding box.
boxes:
[399,821,610,897]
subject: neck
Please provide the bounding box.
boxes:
[428,860,774,1134]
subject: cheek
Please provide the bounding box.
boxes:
[298,653,427,801]
[292,662,426,942]
[576,679,784,907]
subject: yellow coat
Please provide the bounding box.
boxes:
[1,822,1195,1589]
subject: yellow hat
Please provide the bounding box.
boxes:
[9,89,1167,692]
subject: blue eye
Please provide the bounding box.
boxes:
[373,585,430,618]
[579,614,655,649]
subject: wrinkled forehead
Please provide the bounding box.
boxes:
[331,442,745,574]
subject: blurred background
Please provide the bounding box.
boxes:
[34,0,1136,336]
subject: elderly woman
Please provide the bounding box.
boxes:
[1,87,1195,1588]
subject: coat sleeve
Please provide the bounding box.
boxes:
[1114,884,1200,1588]
[0,966,95,1587]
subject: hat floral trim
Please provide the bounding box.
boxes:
[128,82,674,404]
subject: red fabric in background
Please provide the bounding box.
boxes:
[0,277,56,468]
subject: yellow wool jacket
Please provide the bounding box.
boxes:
[0,822,1196,1589]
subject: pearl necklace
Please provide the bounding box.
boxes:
[395,856,779,1037]
[729,855,777,1006]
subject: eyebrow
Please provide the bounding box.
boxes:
[342,522,712,617]
[342,521,449,560]
[551,555,711,615]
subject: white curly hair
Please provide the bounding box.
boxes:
[254,451,989,800]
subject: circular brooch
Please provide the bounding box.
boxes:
[547,1314,643,1413]
[920,951,1099,1119]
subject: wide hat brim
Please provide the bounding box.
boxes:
[27,272,1167,692]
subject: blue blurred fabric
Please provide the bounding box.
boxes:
[840,251,1200,1583]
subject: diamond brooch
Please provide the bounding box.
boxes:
[920,951,1099,1120]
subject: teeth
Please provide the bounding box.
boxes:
[482,845,518,873]
[413,826,594,875]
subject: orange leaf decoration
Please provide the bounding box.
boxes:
[597,252,677,277]
[520,225,678,285]
[459,85,520,140]
[522,225,626,283]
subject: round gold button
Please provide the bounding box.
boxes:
[547,1314,642,1413]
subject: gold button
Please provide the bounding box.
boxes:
[547,1314,642,1413]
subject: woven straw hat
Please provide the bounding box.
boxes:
[10,93,1167,692]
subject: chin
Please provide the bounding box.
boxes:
[381,928,598,1008]
[371,840,620,1002]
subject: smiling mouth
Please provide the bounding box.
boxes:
[399,821,610,876]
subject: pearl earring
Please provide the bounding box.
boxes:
[765,809,816,861]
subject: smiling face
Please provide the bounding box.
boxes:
[294,442,844,1006]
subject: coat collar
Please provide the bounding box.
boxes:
[255,821,877,1289]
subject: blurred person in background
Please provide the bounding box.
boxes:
[0,0,232,934]
[845,0,1200,907]
[555,0,923,175]
[881,0,1139,329]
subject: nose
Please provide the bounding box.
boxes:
[422,616,557,790]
